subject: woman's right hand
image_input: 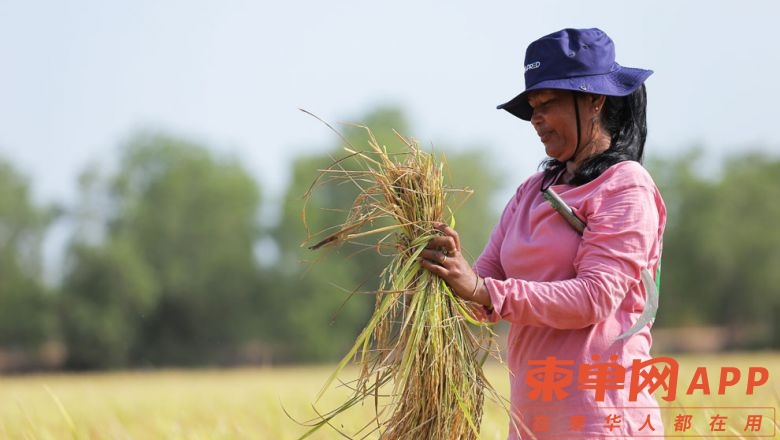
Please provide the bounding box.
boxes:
[418,223,492,309]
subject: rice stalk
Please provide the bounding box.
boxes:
[299,119,503,439]
[43,385,79,440]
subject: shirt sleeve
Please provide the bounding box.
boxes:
[483,181,661,329]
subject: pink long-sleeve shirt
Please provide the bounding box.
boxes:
[475,161,667,438]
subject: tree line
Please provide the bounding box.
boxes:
[1,106,779,371]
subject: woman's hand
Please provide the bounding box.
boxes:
[419,223,492,308]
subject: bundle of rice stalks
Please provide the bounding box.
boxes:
[298,116,501,439]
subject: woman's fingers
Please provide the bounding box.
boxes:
[418,256,447,276]
[419,223,474,297]
[424,236,457,253]
[434,222,461,252]
[420,224,483,302]
[419,250,481,302]
[419,248,449,266]
[425,223,462,255]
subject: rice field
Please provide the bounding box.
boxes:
[1,352,778,439]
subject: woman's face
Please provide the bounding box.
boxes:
[527,89,581,162]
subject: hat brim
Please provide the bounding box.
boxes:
[497,66,653,121]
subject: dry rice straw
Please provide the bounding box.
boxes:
[298,113,506,439]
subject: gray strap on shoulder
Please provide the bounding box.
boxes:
[542,186,658,341]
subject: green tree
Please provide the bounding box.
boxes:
[270,106,502,361]
[648,150,719,326]
[0,158,56,354]
[60,240,157,368]
[652,151,780,348]
[60,132,266,368]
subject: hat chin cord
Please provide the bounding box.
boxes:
[567,92,583,166]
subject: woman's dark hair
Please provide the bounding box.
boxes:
[541,84,648,186]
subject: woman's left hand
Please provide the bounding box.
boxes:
[419,223,490,307]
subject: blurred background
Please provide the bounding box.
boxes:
[1,0,780,372]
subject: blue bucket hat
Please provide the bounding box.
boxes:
[497,28,653,121]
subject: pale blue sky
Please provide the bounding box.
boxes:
[2,0,779,212]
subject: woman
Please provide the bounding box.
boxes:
[420,28,666,438]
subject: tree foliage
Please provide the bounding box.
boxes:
[651,152,780,348]
[60,132,265,368]
[0,159,56,351]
